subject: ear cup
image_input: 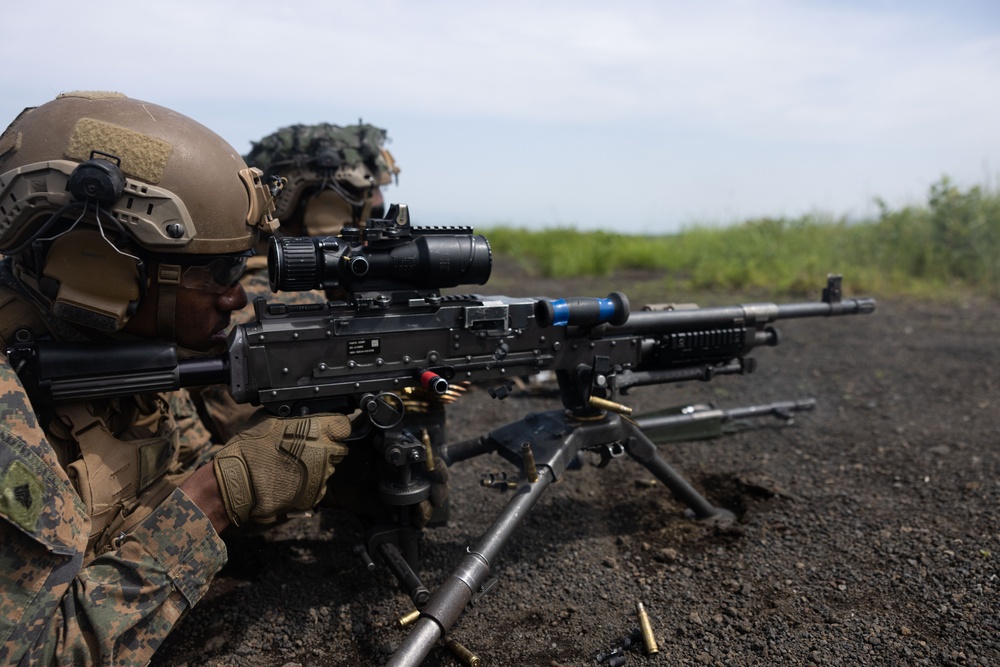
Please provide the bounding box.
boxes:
[42,229,143,332]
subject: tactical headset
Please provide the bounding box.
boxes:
[11,154,148,333]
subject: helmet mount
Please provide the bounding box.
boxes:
[66,152,126,207]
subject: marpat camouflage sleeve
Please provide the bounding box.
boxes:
[0,354,228,666]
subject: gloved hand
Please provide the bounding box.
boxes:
[214,411,351,526]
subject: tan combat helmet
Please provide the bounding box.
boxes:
[0,91,279,335]
[243,122,400,236]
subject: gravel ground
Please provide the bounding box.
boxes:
[152,263,999,667]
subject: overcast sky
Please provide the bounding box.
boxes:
[3,0,998,233]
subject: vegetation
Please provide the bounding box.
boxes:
[482,177,1000,299]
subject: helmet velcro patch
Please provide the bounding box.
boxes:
[66,118,173,185]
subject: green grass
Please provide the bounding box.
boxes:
[482,177,1000,299]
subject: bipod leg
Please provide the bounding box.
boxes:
[389,409,608,667]
[364,517,431,608]
[386,466,556,667]
[622,419,735,524]
[379,540,430,609]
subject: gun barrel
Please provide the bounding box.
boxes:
[774,296,876,318]
[615,296,875,335]
[723,397,817,420]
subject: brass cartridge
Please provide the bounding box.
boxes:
[636,601,659,654]
[396,609,420,628]
[420,429,435,471]
[588,395,634,416]
[444,636,481,666]
[521,441,539,483]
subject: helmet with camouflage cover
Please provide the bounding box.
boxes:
[243,122,399,236]
[0,91,279,335]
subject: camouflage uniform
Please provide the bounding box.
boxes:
[0,266,226,666]
[0,91,286,665]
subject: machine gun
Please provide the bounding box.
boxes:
[7,205,875,667]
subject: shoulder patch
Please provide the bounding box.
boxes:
[0,459,44,530]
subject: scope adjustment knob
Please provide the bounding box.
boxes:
[348,255,370,277]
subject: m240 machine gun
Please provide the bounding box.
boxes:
[8,205,876,667]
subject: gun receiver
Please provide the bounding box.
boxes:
[220,277,871,421]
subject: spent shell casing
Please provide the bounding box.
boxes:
[636,601,659,654]
[420,429,436,471]
[588,395,634,415]
[521,441,539,483]
[396,609,420,628]
[480,472,518,490]
[444,636,481,667]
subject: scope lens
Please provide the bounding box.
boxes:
[268,236,321,292]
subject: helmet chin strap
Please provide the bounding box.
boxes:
[156,264,181,340]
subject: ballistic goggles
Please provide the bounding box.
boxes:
[172,254,249,293]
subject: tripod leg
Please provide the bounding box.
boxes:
[623,420,735,523]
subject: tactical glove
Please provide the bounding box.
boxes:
[214,411,351,526]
